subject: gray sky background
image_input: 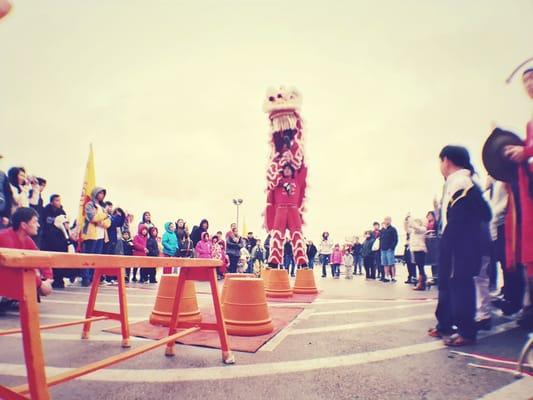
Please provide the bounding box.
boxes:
[1,0,532,244]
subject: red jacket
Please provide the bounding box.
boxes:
[132,224,148,257]
[518,120,533,264]
[0,228,53,287]
[506,120,533,269]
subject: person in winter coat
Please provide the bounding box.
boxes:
[0,208,53,298]
[212,235,228,278]
[191,219,209,247]
[175,218,187,242]
[306,240,318,269]
[122,230,135,282]
[319,232,333,278]
[250,239,267,276]
[7,167,39,215]
[139,211,154,231]
[104,204,126,256]
[283,238,295,276]
[162,222,179,274]
[226,229,244,273]
[344,245,355,279]
[429,145,491,346]
[42,194,72,288]
[178,231,194,258]
[81,187,111,286]
[132,224,149,282]
[405,216,427,290]
[195,232,213,259]
[361,231,376,279]
[380,217,399,282]
[352,237,363,275]
[144,227,160,283]
[330,243,343,279]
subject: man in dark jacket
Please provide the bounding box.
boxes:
[352,237,363,275]
[380,217,398,282]
[41,194,71,288]
[429,146,491,346]
[226,229,244,273]
[306,240,318,269]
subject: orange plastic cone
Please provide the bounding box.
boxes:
[293,269,318,294]
[261,267,270,287]
[149,274,201,326]
[265,268,293,298]
[222,277,274,336]
[220,273,254,305]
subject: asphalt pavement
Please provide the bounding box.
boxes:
[0,267,531,400]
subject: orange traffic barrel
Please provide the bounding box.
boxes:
[222,277,273,336]
[149,274,201,326]
[261,267,271,287]
[293,268,318,294]
[220,273,254,304]
[265,268,293,298]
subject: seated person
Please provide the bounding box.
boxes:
[0,207,53,297]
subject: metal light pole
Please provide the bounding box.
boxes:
[232,198,243,229]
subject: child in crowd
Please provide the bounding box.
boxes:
[330,243,343,279]
[144,226,159,283]
[121,230,134,283]
[343,244,354,279]
[239,245,251,273]
[132,224,149,282]
[195,232,213,259]
[212,235,227,279]
[251,238,266,276]
[162,221,178,274]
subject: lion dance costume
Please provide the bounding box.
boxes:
[263,87,308,268]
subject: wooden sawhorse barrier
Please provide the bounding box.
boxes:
[0,248,233,400]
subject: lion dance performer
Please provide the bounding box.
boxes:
[263,87,308,268]
[503,60,533,329]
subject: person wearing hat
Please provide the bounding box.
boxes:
[502,66,533,328]
[80,187,111,286]
[428,146,492,346]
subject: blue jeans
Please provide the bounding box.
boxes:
[355,255,363,274]
[308,257,315,269]
[319,254,330,277]
[81,239,104,284]
[284,254,295,275]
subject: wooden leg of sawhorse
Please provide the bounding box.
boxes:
[165,270,187,357]
[81,270,101,340]
[81,269,130,348]
[19,269,51,400]
[116,268,131,348]
[208,268,235,364]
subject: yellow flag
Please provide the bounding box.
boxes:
[77,144,96,235]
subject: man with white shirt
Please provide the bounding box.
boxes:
[428,146,492,346]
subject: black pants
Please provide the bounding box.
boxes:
[140,268,157,282]
[363,255,375,278]
[125,267,139,280]
[228,254,240,273]
[435,277,476,340]
[413,251,426,280]
[404,250,416,279]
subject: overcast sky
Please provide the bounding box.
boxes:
[1,0,532,245]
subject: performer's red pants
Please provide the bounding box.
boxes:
[268,205,307,267]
